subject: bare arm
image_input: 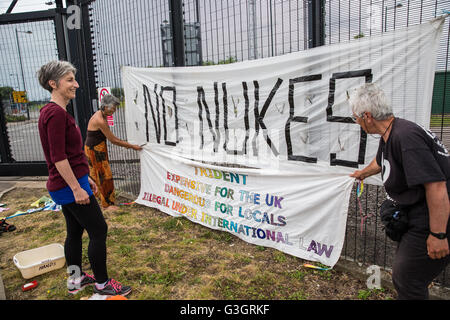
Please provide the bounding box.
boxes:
[98,120,142,151]
[54,159,90,204]
[350,157,382,180]
[425,181,450,259]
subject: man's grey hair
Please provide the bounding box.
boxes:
[37,60,77,93]
[100,94,120,110]
[348,83,393,120]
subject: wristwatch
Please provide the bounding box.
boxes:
[430,231,447,240]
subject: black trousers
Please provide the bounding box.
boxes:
[61,195,108,283]
[392,203,450,300]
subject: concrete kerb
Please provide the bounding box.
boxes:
[0,182,15,300]
[0,184,16,200]
[0,271,4,300]
[0,177,47,193]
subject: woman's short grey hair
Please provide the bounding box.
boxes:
[100,94,120,110]
[37,60,77,93]
[348,83,393,120]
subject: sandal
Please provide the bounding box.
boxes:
[0,219,16,232]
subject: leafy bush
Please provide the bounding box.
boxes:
[5,114,27,122]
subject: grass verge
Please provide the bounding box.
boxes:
[0,188,395,300]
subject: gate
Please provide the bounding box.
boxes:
[0,0,95,176]
[0,8,65,175]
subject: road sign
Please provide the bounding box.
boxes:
[12,91,28,103]
[98,87,114,127]
[98,87,111,102]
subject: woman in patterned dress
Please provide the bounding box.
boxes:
[85,94,142,211]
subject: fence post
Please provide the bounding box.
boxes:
[54,1,67,61]
[168,0,185,66]
[65,0,96,141]
[0,99,13,163]
[307,0,325,48]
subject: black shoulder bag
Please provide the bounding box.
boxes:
[380,199,409,242]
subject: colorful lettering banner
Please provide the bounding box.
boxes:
[136,145,354,267]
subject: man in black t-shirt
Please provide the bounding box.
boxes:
[348,83,449,300]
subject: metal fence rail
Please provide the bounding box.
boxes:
[0,20,58,162]
[0,12,63,175]
[86,0,449,288]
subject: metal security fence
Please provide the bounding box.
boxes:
[183,0,309,62]
[0,20,58,162]
[88,0,170,196]
[325,0,450,142]
[0,7,68,175]
[88,0,311,195]
[325,0,450,287]
[85,0,449,288]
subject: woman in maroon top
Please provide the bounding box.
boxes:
[37,60,131,297]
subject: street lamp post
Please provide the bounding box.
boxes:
[15,29,32,120]
[15,29,31,92]
[9,73,19,114]
[9,73,19,90]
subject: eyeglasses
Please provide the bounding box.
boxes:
[350,113,364,122]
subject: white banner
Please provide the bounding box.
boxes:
[136,145,354,267]
[124,18,445,266]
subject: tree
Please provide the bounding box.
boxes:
[203,56,237,66]
[0,87,13,101]
[111,87,124,100]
